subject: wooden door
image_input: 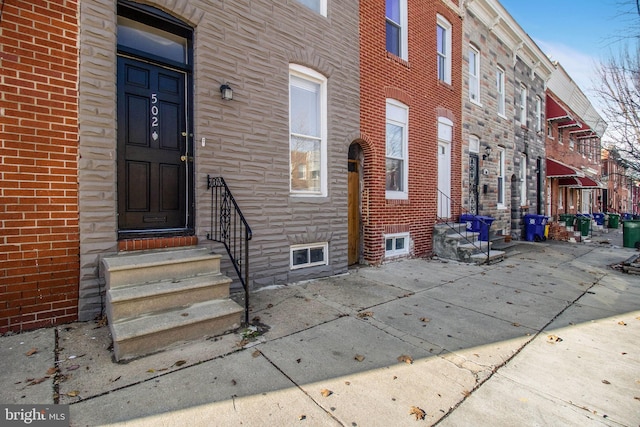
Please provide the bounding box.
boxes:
[348,159,360,265]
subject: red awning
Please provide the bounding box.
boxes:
[546,158,584,178]
[558,176,604,188]
[546,96,572,122]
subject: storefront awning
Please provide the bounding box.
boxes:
[546,158,584,178]
[558,176,605,188]
[546,96,582,128]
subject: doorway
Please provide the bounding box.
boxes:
[348,144,363,265]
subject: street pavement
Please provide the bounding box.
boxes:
[1,227,639,427]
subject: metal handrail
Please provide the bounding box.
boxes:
[206,175,252,325]
[436,190,491,263]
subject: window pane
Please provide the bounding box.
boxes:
[386,123,403,158]
[386,0,400,22]
[469,50,476,75]
[386,22,401,56]
[386,238,393,251]
[291,77,319,137]
[437,25,444,54]
[293,249,308,266]
[310,247,324,263]
[291,135,321,192]
[298,0,320,12]
[386,158,403,191]
[395,237,405,250]
[118,16,187,64]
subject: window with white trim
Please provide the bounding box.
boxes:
[469,134,480,153]
[386,99,408,199]
[386,0,407,59]
[290,242,328,269]
[535,96,542,132]
[519,84,527,126]
[289,65,327,196]
[496,67,505,116]
[385,233,409,257]
[437,15,452,84]
[469,45,480,103]
[296,0,327,16]
[497,148,505,208]
[520,154,527,206]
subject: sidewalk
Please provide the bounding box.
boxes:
[2,227,639,426]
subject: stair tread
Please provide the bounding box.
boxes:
[470,250,505,259]
[111,299,243,342]
[103,247,219,272]
[108,273,231,303]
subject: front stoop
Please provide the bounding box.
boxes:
[433,223,505,264]
[101,247,243,362]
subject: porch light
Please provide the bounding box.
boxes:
[220,84,233,101]
[483,145,492,160]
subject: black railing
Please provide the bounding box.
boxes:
[206,176,252,325]
[436,189,491,263]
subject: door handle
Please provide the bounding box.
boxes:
[180,155,194,162]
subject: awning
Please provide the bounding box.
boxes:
[546,158,584,178]
[546,96,581,128]
[558,176,605,188]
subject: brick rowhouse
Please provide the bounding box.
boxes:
[0,0,80,332]
[359,0,463,263]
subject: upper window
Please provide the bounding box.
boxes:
[437,15,452,84]
[296,0,327,16]
[289,65,327,196]
[496,67,506,117]
[469,45,480,103]
[519,84,528,126]
[386,0,407,59]
[386,99,409,199]
[535,96,542,132]
[520,154,527,206]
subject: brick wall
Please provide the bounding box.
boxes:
[360,1,462,263]
[0,0,80,332]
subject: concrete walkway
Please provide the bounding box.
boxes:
[2,228,639,426]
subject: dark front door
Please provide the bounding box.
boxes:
[117,57,191,234]
[469,154,479,214]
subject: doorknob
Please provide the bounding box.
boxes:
[180,155,194,162]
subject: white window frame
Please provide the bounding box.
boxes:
[535,96,542,132]
[520,154,527,206]
[289,64,327,197]
[469,45,480,104]
[519,84,527,126]
[296,0,327,16]
[437,14,452,84]
[290,242,329,269]
[385,0,408,60]
[385,99,409,199]
[496,67,506,117]
[384,232,409,258]
[497,148,506,208]
[469,134,480,153]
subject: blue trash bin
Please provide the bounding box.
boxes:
[593,213,605,226]
[523,214,548,242]
[623,213,633,221]
[460,214,495,241]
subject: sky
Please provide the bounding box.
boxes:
[498,0,636,116]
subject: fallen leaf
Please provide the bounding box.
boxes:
[357,311,373,318]
[296,358,302,363]
[147,369,155,373]
[618,321,627,326]
[252,316,261,322]
[28,377,47,385]
[354,354,365,362]
[110,376,121,383]
[298,415,306,420]
[397,355,413,364]
[345,381,351,385]
[409,406,426,420]
[181,313,189,317]
[320,388,332,397]
[512,322,521,327]
[46,367,58,375]
[634,396,640,401]
[173,360,187,367]
[462,390,471,397]
[419,317,430,323]
[267,303,274,309]
[231,379,237,385]
[547,334,563,343]
[25,348,38,356]
[602,379,611,384]
[66,365,80,371]
[252,350,261,358]
[67,390,80,397]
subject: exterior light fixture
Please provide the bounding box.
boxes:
[483,146,492,160]
[220,84,233,101]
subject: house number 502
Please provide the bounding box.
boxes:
[151,93,159,141]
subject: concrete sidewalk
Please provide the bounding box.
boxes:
[2,227,639,426]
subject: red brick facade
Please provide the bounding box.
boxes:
[0,0,80,332]
[358,1,462,263]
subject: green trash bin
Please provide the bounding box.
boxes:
[608,213,620,229]
[622,220,640,248]
[576,216,590,236]
[559,214,575,227]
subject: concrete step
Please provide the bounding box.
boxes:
[471,250,506,264]
[102,247,222,289]
[111,299,243,362]
[107,273,233,321]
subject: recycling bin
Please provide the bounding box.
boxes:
[575,216,591,237]
[607,213,620,229]
[559,214,575,227]
[623,213,633,221]
[593,213,605,226]
[622,220,640,248]
[523,214,548,242]
[460,214,495,241]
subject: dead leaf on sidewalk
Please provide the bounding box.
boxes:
[25,348,38,356]
[66,365,80,371]
[602,379,611,384]
[173,360,187,367]
[618,321,627,326]
[28,377,47,386]
[67,390,80,397]
[46,367,58,375]
[419,317,430,323]
[547,334,563,343]
[354,354,365,362]
[409,406,426,420]
[512,322,521,327]
[320,388,332,397]
[397,355,413,364]
[252,350,261,358]
[357,311,373,318]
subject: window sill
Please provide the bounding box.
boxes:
[386,51,410,68]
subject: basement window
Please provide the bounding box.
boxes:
[290,243,328,269]
[385,233,409,258]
